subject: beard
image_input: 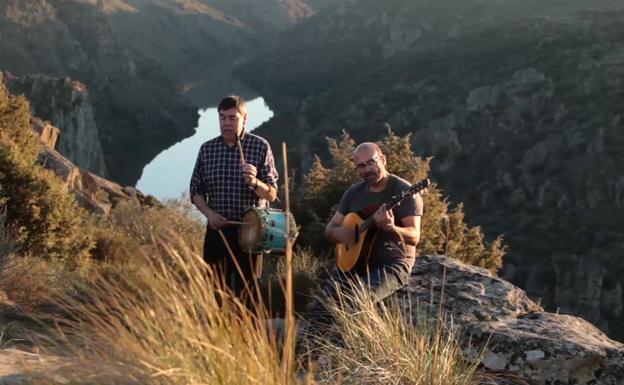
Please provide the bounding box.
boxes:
[363,170,381,184]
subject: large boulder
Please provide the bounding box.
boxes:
[398,255,624,384]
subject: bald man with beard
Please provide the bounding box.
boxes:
[306,142,424,326]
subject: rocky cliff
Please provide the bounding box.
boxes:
[236,1,624,340]
[29,117,157,216]
[276,255,624,384]
[6,74,107,176]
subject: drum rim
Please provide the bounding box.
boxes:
[239,207,265,253]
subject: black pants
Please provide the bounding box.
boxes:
[203,226,260,296]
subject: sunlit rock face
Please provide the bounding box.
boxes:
[31,117,158,216]
[399,255,624,385]
[7,74,107,177]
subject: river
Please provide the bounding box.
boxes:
[136,97,274,200]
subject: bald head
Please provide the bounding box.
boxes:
[353,142,388,186]
[353,142,382,158]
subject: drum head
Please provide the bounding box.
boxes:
[239,208,263,252]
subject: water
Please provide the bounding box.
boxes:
[136,97,274,200]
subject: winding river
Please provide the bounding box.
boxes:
[136,98,273,200]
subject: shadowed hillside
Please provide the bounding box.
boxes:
[236,0,624,341]
[0,0,323,184]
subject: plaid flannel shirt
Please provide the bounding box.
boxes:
[189,132,278,220]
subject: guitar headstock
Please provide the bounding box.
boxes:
[387,178,431,209]
[408,177,430,195]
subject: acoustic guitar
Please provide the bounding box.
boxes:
[335,178,430,272]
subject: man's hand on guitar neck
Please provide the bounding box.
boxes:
[373,204,396,232]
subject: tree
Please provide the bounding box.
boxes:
[0,74,93,264]
[297,126,505,273]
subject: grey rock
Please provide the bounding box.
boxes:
[6,74,107,177]
[397,255,624,384]
[32,122,156,215]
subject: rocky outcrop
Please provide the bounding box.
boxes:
[30,118,59,150]
[6,74,107,176]
[397,255,624,384]
[31,118,158,216]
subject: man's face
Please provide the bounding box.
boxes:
[353,148,386,185]
[219,107,246,143]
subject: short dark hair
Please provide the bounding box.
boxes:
[218,95,246,113]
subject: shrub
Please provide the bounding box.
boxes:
[0,75,93,264]
[90,197,205,263]
[0,211,80,310]
[298,127,505,272]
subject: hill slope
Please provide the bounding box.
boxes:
[0,0,319,184]
[236,0,624,340]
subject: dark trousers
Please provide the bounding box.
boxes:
[306,260,411,327]
[203,226,260,297]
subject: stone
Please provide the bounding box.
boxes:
[396,255,624,384]
[30,118,59,149]
[34,123,157,216]
[525,349,545,362]
[482,351,508,370]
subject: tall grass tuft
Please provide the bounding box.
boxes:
[260,247,328,317]
[25,236,311,385]
[0,210,81,311]
[307,281,485,385]
[14,228,491,385]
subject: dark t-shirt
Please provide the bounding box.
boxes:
[337,174,424,268]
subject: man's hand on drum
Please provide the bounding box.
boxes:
[207,211,228,230]
[241,163,258,186]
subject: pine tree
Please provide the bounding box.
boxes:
[298,126,505,273]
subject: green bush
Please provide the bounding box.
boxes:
[297,127,505,272]
[90,197,205,263]
[0,75,93,264]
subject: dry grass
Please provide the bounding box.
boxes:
[1,210,488,385]
[22,237,311,385]
[263,247,329,278]
[305,282,486,385]
[260,247,328,317]
[10,238,490,385]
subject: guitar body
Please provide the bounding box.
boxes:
[333,177,431,272]
[335,212,377,272]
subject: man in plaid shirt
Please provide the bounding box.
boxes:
[190,95,278,294]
